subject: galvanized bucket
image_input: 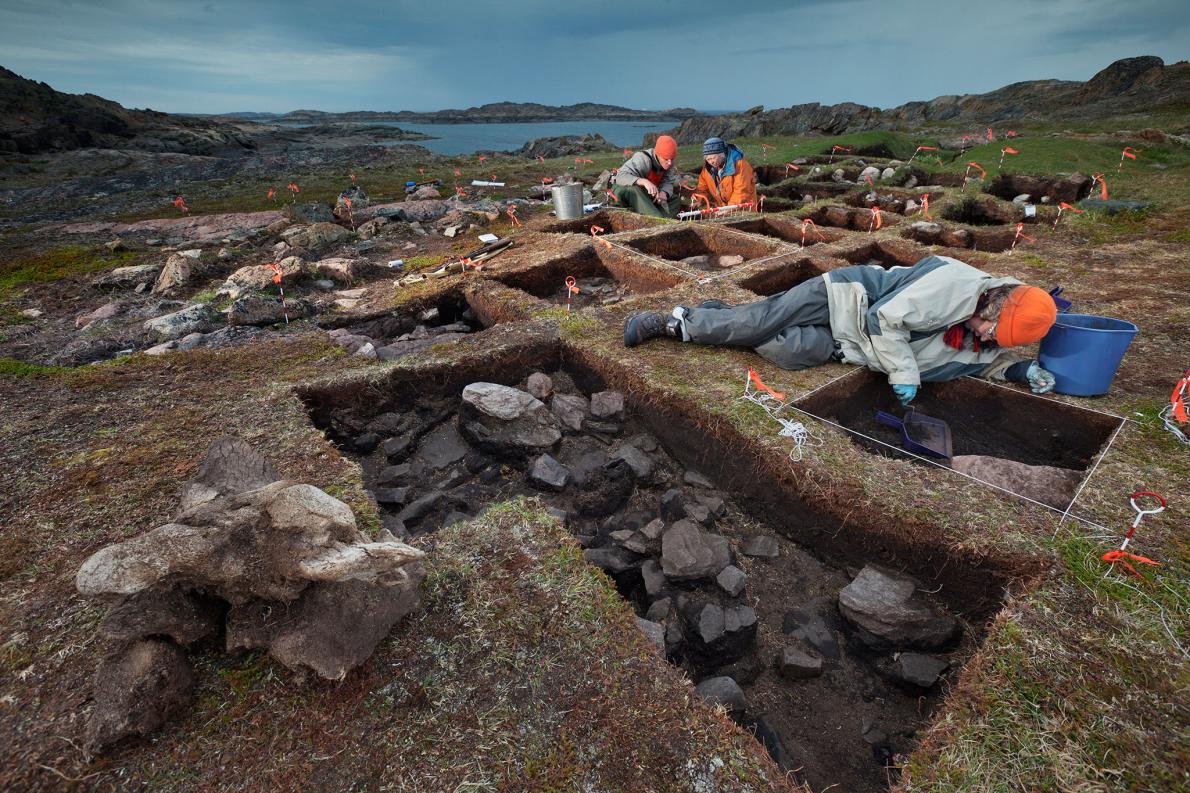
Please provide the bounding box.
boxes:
[551,183,584,220]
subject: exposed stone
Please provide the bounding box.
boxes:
[750,715,796,771]
[86,639,194,752]
[589,390,625,420]
[459,383,562,456]
[414,422,470,470]
[641,559,666,598]
[143,304,220,340]
[659,488,688,522]
[227,295,314,326]
[529,453,570,490]
[894,652,950,688]
[153,253,206,295]
[741,535,780,559]
[76,301,122,329]
[695,676,746,717]
[661,520,731,582]
[98,587,222,647]
[312,256,372,283]
[782,599,841,660]
[284,202,334,224]
[716,565,747,597]
[525,372,553,401]
[144,340,177,356]
[583,546,642,576]
[549,393,589,432]
[717,254,744,268]
[881,167,897,180]
[838,565,958,649]
[683,470,714,488]
[220,256,306,297]
[225,572,423,680]
[635,617,666,655]
[611,444,653,479]
[778,644,824,679]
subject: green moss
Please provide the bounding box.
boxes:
[0,357,63,378]
[0,244,145,298]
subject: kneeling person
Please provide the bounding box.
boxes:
[695,137,757,209]
[613,135,682,218]
[623,255,1058,404]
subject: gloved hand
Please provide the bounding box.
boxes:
[1026,362,1056,394]
[892,383,918,406]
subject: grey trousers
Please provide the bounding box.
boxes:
[682,277,837,371]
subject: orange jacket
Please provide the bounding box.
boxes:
[696,145,757,207]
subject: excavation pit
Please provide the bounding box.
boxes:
[901,223,1020,254]
[906,169,967,187]
[723,217,847,247]
[808,204,901,231]
[753,165,797,186]
[494,248,640,309]
[761,180,854,201]
[621,226,782,272]
[942,196,1022,226]
[985,173,1090,204]
[737,256,829,296]
[326,290,488,361]
[837,240,931,269]
[797,369,1122,494]
[543,209,657,236]
[845,189,944,215]
[298,347,1028,793]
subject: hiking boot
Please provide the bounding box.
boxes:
[696,299,731,310]
[623,311,680,347]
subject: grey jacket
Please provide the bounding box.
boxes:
[824,256,1027,385]
[614,149,677,197]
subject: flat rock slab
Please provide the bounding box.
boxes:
[459,382,561,456]
[838,565,958,650]
[62,211,284,239]
[661,519,731,581]
[414,423,471,470]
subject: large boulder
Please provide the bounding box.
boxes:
[683,601,758,671]
[86,639,195,752]
[838,565,958,649]
[284,202,334,224]
[98,587,222,647]
[373,200,451,223]
[93,263,162,290]
[661,520,731,582]
[225,573,423,680]
[153,252,208,295]
[219,255,306,297]
[310,256,374,283]
[143,304,221,340]
[227,294,314,326]
[457,383,561,456]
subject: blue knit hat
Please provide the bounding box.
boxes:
[702,137,727,156]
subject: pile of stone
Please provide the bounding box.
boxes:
[74,437,425,752]
[325,304,478,362]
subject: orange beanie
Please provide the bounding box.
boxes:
[996,285,1057,347]
[654,135,678,160]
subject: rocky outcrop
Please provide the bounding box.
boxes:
[517,133,616,160]
[76,437,426,750]
[654,57,1190,143]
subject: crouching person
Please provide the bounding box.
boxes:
[612,135,682,218]
[623,255,1058,404]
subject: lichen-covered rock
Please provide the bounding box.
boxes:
[143,304,220,340]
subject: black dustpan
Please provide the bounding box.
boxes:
[875,409,953,459]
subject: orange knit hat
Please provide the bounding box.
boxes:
[996,285,1057,347]
[654,135,677,160]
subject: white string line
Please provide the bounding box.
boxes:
[598,233,797,285]
[1159,403,1190,444]
[738,382,824,463]
[1054,417,1129,539]
[796,366,865,402]
[776,401,1118,534]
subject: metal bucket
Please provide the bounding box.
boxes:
[551,183,584,220]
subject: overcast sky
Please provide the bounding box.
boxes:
[2,0,1186,114]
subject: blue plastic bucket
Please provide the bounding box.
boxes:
[1038,314,1137,396]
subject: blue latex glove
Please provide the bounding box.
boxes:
[1026,362,1056,394]
[892,383,918,406]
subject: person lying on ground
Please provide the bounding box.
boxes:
[695,137,757,209]
[612,135,682,218]
[623,254,1058,405]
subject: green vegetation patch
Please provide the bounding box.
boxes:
[0,244,145,298]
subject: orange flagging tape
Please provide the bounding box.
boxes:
[1101,550,1162,579]
[748,369,785,401]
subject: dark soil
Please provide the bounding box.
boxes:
[985,174,1089,204]
[797,368,1122,471]
[760,181,854,201]
[494,247,645,306]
